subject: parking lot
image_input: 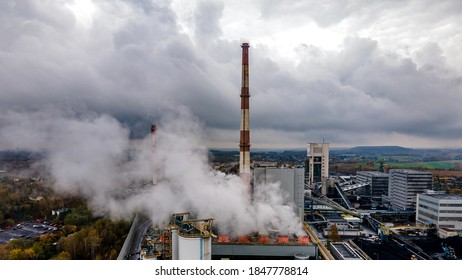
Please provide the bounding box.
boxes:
[0,222,58,244]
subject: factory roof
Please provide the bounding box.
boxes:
[214,233,311,246]
[420,193,462,200]
[389,169,432,174]
[341,215,362,222]
[356,171,389,177]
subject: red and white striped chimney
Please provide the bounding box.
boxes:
[239,43,251,187]
[151,124,157,185]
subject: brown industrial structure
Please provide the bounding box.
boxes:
[138,212,317,260]
[212,231,315,260]
[239,43,251,188]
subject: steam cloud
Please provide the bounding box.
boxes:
[0,108,303,236]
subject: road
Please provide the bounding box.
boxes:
[123,215,151,260]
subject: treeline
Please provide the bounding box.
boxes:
[0,217,130,260]
[0,178,84,227]
[56,218,130,259]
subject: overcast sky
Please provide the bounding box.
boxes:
[2,0,462,149]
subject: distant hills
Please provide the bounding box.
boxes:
[333,146,416,156]
[210,146,440,157]
[0,151,44,160]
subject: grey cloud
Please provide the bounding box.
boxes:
[245,36,462,145]
[413,43,447,72]
[258,0,462,30]
[2,0,462,230]
[0,0,76,33]
[258,0,384,27]
[0,108,304,236]
[1,0,462,150]
[0,0,238,136]
[194,0,225,39]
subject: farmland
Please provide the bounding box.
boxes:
[381,160,462,170]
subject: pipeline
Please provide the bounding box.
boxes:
[304,223,334,260]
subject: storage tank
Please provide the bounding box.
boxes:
[178,235,212,260]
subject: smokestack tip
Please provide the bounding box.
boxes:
[241,42,250,48]
[151,124,157,133]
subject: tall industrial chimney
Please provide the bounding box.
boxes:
[239,43,251,187]
[151,124,157,185]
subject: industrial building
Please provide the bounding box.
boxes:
[356,171,389,200]
[213,232,316,260]
[306,143,329,190]
[323,214,362,237]
[137,43,319,261]
[388,169,432,210]
[416,192,462,236]
[215,43,317,259]
[139,213,317,260]
[141,213,215,260]
[253,167,305,223]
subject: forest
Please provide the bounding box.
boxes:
[0,177,130,260]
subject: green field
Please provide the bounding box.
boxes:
[383,160,462,170]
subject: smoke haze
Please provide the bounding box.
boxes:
[0,108,303,236]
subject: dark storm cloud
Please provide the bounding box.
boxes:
[248,36,462,144]
[1,0,462,147]
[0,0,239,137]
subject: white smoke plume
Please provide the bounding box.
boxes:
[0,108,304,236]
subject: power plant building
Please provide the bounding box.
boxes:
[306,143,329,185]
[388,169,432,210]
[416,193,462,236]
[136,42,318,261]
[356,171,389,199]
[213,233,316,260]
[253,167,305,224]
[139,213,317,260]
[140,213,214,260]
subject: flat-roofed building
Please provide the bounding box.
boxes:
[416,193,462,236]
[306,143,329,185]
[389,169,432,210]
[356,171,389,199]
